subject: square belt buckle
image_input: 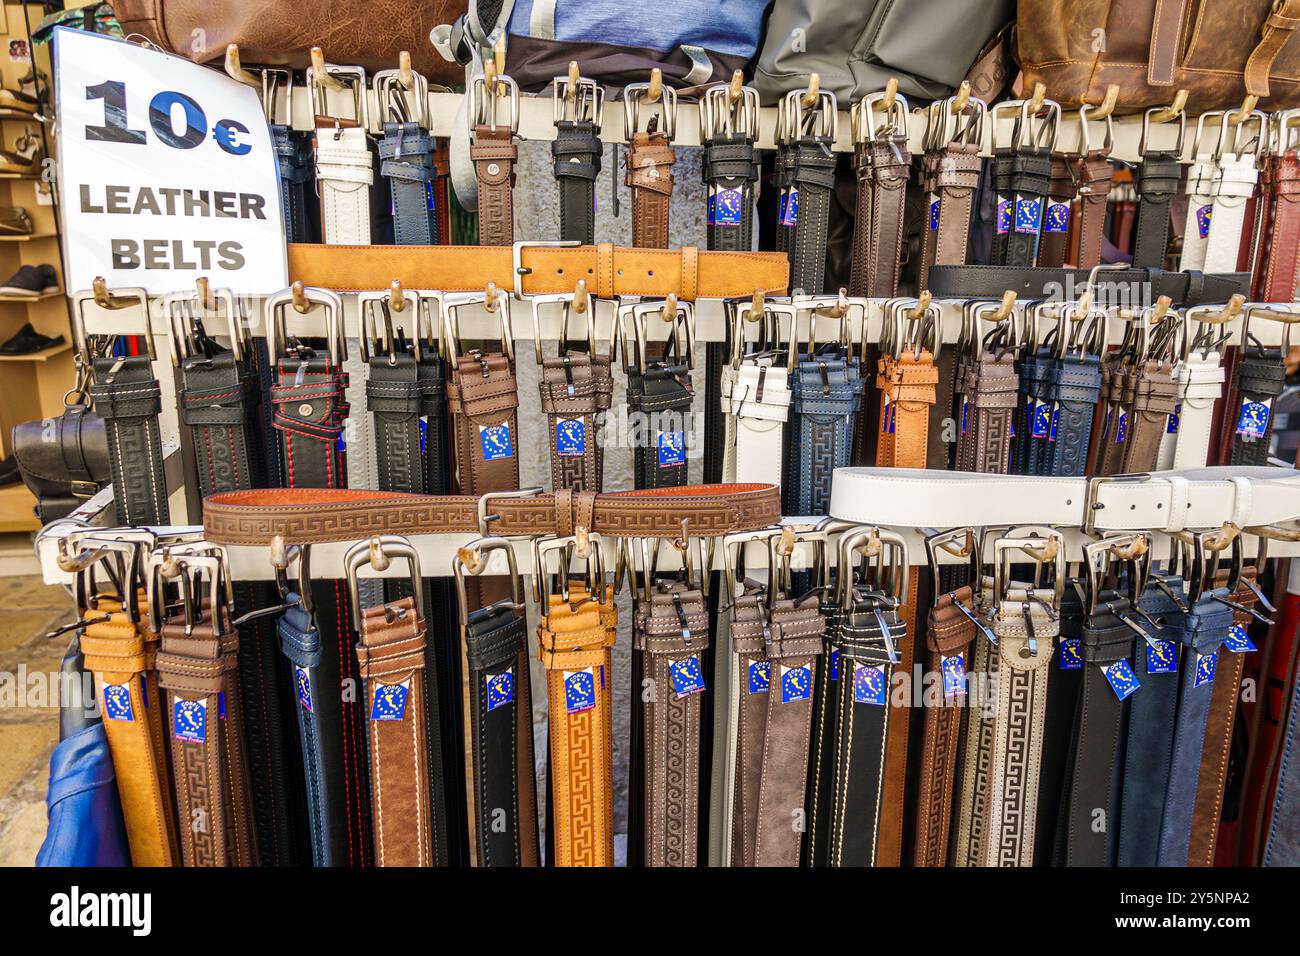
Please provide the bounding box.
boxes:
[1083,473,1153,536]
[512,240,582,298]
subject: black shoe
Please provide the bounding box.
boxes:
[0,321,62,354]
[0,264,56,297]
[0,455,19,487]
[37,263,58,293]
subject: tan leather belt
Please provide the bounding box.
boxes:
[626,130,675,248]
[81,596,180,867]
[203,484,781,546]
[537,584,617,867]
[285,243,788,298]
[471,125,517,246]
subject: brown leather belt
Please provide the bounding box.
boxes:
[1096,359,1178,476]
[540,353,612,492]
[447,350,520,497]
[917,142,982,291]
[155,607,258,867]
[956,351,1018,474]
[286,243,788,298]
[626,130,675,248]
[203,484,782,546]
[471,125,517,246]
[81,596,180,867]
[537,584,617,867]
[1254,148,1300,302]
[1074,150,1116,271]
[1038,154,1077,269]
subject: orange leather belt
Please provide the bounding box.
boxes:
[81,596,180,867]
[285,243,789,299]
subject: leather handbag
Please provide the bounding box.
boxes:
[109,0,466,82]
[1017,0,1300,111]
[753,0,1015,105]
[11,405,111,525]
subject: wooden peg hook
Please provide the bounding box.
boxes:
[224,45,259,88]
[1149,89,1188,124]
[388,279,406,312]
[907,290,932,321]
[291,280,310,313]
[646,67,663,104]
[1149,295,1173,325]
[1229,94,1259,126]
[567,61,580,99]
[728,69,744,104]
[992,289,1017,322]
[1086,84,1119,120]
[952,80,971,114]
[398,51,414,92]
[881,76,899,112]
[1028,81,1046,114]
[195,276,211,311]
[748,289,765,320]
[660,293,678,322]
[310,47,344,91]
[573,279,589,314]
[799,73,820,109]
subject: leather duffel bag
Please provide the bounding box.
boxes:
[110,0,466,84]
[1017,0,1300,111]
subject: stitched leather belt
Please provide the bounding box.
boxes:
[541,352,612,492]
[720,358,790,486]
[627,130,674,248]
[1156,589,1234,865]
[1227,347,1286,466]
[785,350,863,516]
[861,130,910,296]
[472,124,517,246]
[1117,575,1187,867]
[273,123,312,243]
[926,266,1252,305]
[90,354,169,526]
[1074,150,1115,270]
[788,133,836,294]
[155,606,258,867]
[1132,149,1182,269]
[1181,151,1218,272]
[537,584,616,866]
[917,141,981,291]
[447,350,520,497]
[285,243,789,297]
[627,358,693,490]
[81,597,180,866]
[314,121,373,245]
[953,594,997,867]
[704,132,759,252]
[1204,152,1258,274]
[1099,359,1179,476]
[1166,350,1227,470]
[636,580,709,866]
[956,351,1017,474]
[1000,146,1051,267]
[381,121,435,245]
[728,591,823,867]
[1254,147,1300,302]
[1037,154,1076,269]
[355,595,432,866]
[553,120,601,245]
[1046,351,1103,477]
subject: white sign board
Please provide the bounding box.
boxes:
[54,28,287,295]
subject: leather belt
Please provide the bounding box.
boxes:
[785,350,863,516]
[90,354,169,526]
[272,354,348,491]
[1156,589,1234,865]
[720,359,789,486]
[155,605,258,867]
[471,125,517,246]
[729,590,823,867]
[703,132,759,252]
[380,121,435,245]
[788,133,836,294]
[1181,151,1218,272]
[917,142,981,290]
[541,352,612,492]
[431,141,451,244]
[1131,150,1181,269]
[355,595,432,866]
[1227,346,1285,466]
[956,351,1017,474]
[273,123,312,243]
[538,584,617,866]
[553,120,602,245]
[1117,575,1187,866]
[1045,351,1104,476]
[1000,146,1051,267]
[925,265,1251,305]
[953,596,996,867]
[1204,152,1258,274]
[1075,150,1115,270]
[636,580,709,866]
[914,585,978,866]
[1253,148,1300,302]
[627,356,693,490]
[314,121,373,245]
[81,596,180,866]
[1167,350,1227,470]
[447,350,520,496]
[1037,154,1076,268]
[286,243,789,298]
[1100,359,1179,475]
[626,130,675,248]
[861,131,911,296]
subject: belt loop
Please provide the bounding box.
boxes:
[1228,476,1252,530]
[1166,475,1190,532]
[575,491,597,538]
[555,487,575,538]
[680,245,699,302]
[596,243,615,299]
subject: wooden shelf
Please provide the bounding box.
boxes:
[0,339,67,362]
[0,288,61,302]
[0,484,38,534]
[0,231,53,241]
[0,172,37,180]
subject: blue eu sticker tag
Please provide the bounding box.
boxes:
[996,199,1011,234]
[564,668,597,714]
[829,648,839,682]
[1225,624,1257,654]
[486,669,514,712]
[1147,640,1178,674]
[479,422,514,461]
[1236,400,1270,439]
[1049,406,1060,442]
[941,654,967,698]
[1059,638,1083,670]
[173,698,207,743]
[1045,201,1070,233]
[780,188,799,226]
[1115,408,1129,444]
[706,192,715,225]
[419,416,427,454]
[1103,659,1141,701]
[781,664,812,703]
[1167,403,1181,434]
[370,681,409,721]
[748,660,770,694]
[1032,401,1051,438]
[103,683,134,721]
[929,197,940,231]
[657,431,686,468]
[670,655,706,697]
[853,663,887,706]
[294,665,313,713]
[715,187,743,226]
[1014,196,1042,234]
[556,418,585,457]
[1194,651,1218,688]
[1196,204,1213,238]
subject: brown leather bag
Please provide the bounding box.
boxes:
[1016,0,1300,111]
[111,0,465,84]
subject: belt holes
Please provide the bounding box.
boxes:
[648,270,654,276]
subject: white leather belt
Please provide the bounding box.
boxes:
[1169,352,1227,470]
[316,126,374,245]
[829,466,1300,532]
[1204,154,1257,273]
[1180,157,1216,272]
[720,362,790,487]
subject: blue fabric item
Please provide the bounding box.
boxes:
[37,725,129,867]
[507,0,768,56]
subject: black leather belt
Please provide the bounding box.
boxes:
[553,120,602,245]
[273,123,312,243]
[627,361,693,490]
[787,134,836,294]
[1228,347,1286,466]
[703,132,758,252]
[380,121,435,245]
[1132,150,1182,269]
[927,266,1252,305]
[1002,146,1051,267]
[90,354,169,527]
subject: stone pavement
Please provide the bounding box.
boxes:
[0,575,75,866]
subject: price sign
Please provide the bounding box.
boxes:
[53,27,287,294]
